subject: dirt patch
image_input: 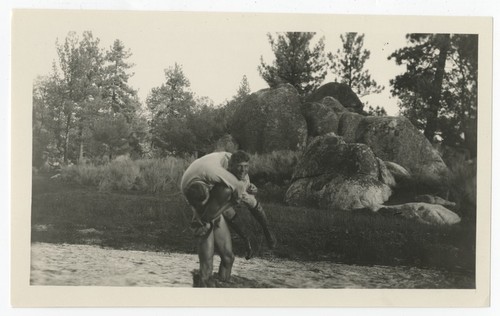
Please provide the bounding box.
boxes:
[30,242,474,288]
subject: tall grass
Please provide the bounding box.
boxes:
[98,157,141,191]
[60,151,300,198]
[136,157,192,193]
[433,144,477,219]
[60,156,193,194]
[446,159,477,220]
[60,163,106,187]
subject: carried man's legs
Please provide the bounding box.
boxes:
[223,207,254,260]
[240,192,277,249]
[248,201,277,249]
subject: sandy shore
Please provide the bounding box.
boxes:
[30,242,474,288]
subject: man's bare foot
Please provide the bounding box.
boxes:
[265,231,277,249]
[245,238,253,260]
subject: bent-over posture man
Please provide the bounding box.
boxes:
[181,151,276,286]
[181,152,247,287]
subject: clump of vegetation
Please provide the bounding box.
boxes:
[247,150,301,202]
[60,163,106,187]
[59,151,298,200]
[135,157,193,193]
[98,157,141,191]
[445,158,477,221]
[60,155,193,194]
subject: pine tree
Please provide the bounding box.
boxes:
[55,31,105,163]
[366,105,388,117]
[33,32,145,164]
[146,63,196,155]
[328,33,384,98]
[389,33,477,155]
[236,75,251,99]
[102,39,139,121]
[146,63,195,119]
[258,32,328,96]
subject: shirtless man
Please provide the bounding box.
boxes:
[181,152,244,287]
[180,151,276,287]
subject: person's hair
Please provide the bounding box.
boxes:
[230,150,250,164]
[185,182,209,204]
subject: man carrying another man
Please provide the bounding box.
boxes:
[180,150,276,287]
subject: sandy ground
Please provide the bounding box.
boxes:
[30,242,474,288]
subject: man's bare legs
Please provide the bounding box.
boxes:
[214,216,234,281]
[197,226,215,287]
[194,184,235,287]
[196,216,234,286]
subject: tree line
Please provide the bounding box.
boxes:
[32,31,478,168]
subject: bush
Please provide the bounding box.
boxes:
[246,150,301,202]
[446,158,476,220]
[60,156,194,194]
[136,157,192,194]
[248,150,301,185]
[98,157,141,191]
[60,164,105,187]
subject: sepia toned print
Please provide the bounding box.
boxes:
[11,10,492,307]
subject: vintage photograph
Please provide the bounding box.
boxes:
[10,9,492,307]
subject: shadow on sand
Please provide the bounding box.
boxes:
[191,270,272,288]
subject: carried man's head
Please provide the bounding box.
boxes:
[185,181,210,209]
[229,150,250,181]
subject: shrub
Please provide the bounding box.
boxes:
[245,150,301,202]
[60,164,105,187]
[248,150,301,185]
[446,158,476,220]
[98,157,141,191]
[60,156,194,194]
[136,157,192,194]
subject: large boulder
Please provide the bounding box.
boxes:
[301,97,449,187]
[338,111,365,143]
[414,195,456,208]
[378,203,461,225]
[231,84,305,153]
[285,133,391,211]
[354,116,448,186]
[302,97,348,140]
[377,158,396,188]
[384,161,412,183]
[306,82,365,114]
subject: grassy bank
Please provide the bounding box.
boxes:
[57,151,300,196]
[31,174,475,275]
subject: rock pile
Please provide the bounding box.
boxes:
[284,82,460,225]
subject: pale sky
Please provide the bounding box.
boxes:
[26,11,408,116]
